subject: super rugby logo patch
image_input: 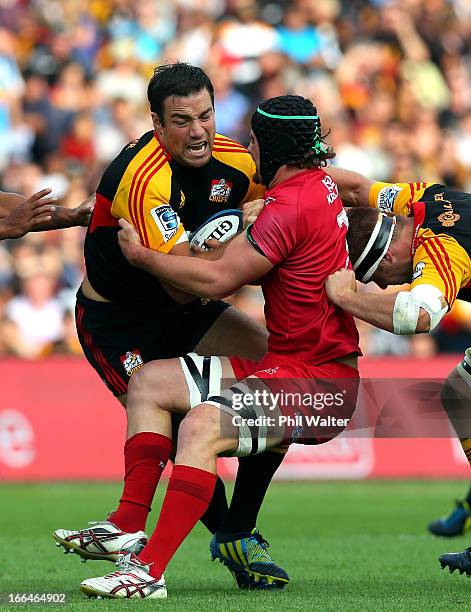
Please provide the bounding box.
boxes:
[377,185,402,213]
[209,179,232,204]
[150,205,180,242]
[120,350,144,376]
[412,261,425,280]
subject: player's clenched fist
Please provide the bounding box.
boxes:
[325,268,358,305]
[118,218,143,266]
[242,198,265,228]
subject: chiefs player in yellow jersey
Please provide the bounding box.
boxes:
[53,63,289,589]
[324,167,471,578]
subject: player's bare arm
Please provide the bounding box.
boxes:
[326,168,373,207]
[45,192,95,230]
[0,190,94,231]
[118,218,272,299]
[325,268,440,333]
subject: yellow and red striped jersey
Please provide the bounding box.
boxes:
[86,131,264,305]
[368,181,471,308]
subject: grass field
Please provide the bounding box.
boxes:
[1,481,471,611]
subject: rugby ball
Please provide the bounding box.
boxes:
[189,209,243,250]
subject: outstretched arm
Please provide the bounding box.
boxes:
[118,219,273,300]
[326,168,374,207]
[0,191,95,231]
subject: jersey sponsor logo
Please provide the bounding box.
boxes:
[264,196,276,205]
[126,138,139,149]
[377,185,402,213]
[322,175,339,205]
[120,350,144,377]
[435,194,460,227]
[150,205,180,241]
[209,178,232,203]
[412,261,425,280]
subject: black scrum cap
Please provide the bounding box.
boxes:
[251,95,326,186]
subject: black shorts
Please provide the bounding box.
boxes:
[75,288,229,397]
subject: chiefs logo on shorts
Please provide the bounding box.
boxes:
[120,350,144,376]
[209,179,232,203]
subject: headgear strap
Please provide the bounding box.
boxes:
[353,213,397,282]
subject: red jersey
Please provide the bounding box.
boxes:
[247,168,360,365]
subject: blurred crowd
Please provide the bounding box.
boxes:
[0,0,470,358]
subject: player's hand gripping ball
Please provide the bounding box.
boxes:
[189,209,243,251]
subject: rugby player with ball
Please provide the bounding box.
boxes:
[79,95,361,600]
[54,62,290,590]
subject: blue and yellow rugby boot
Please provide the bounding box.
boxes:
[440,547,471,576]
[428,500,471,537]
[210,528,289,589]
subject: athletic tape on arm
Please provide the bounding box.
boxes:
[392,284,447,334]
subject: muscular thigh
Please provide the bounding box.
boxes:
[130,355,235,451]
[131,355,236,413]
[194,305,268,361]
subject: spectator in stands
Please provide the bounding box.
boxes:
[0,0,470,356]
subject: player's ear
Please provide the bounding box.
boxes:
[151,112,163,134]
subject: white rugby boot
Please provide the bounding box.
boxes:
[80,552,167,599]
[53,520,147,562]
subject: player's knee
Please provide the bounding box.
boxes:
[126,370,146,408]
[178,404,221,451]
[126,365,166,416]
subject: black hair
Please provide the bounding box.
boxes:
[147,62,215,125]
[286,138,335,170]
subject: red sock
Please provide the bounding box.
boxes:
[109,432,171,533]
[139,464,216,578]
